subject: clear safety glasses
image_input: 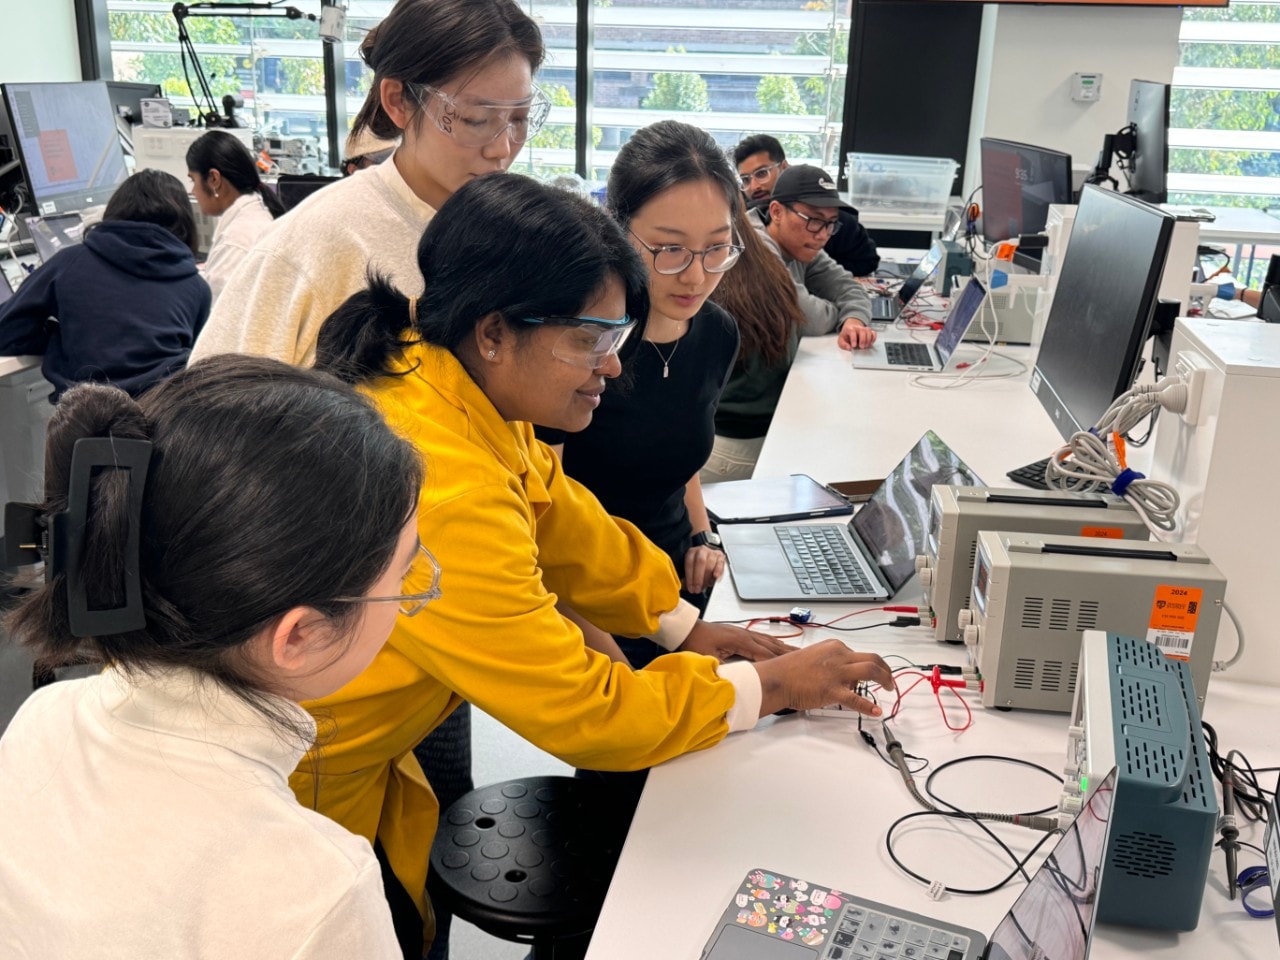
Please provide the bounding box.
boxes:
[628,229,744,277]
[334,543,442,618]
[405,82,552,147]
[519,315,637,369]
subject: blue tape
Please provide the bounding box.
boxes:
[990,270,1008,290]
[1111,468,1145,497]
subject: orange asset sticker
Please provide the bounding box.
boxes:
[1080,526,1125,539]
[1146,585,1203,661]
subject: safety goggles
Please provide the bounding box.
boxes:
[405,82,552,147]
[334,543,442,617]
[519,314,637,369]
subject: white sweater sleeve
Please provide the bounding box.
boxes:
[289,859,403,960]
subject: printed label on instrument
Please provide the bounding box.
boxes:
[1080,526,1125,539]
[1146,585,1203,661]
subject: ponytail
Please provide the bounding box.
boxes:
[257,182,285,219]
[7,385,153,668]
[314,272,421,385]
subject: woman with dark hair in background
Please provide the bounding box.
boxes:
[0,355,425,958]
[702,198,809,482]
[0,169,210,401]
[189,0,548,365]
[185,129,284,302]
[538,120,743,665]
[309,173,894,959]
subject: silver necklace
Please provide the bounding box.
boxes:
[648,337,681,378]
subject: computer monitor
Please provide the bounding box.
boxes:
[1126,80,1170,204]
[980,137,1073,246]
[0,81,129,216]
[1030,185,1176,441]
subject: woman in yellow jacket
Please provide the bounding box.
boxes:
[307,173,894,956]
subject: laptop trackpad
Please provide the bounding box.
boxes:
[704,922,818,959]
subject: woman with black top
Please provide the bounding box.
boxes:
[540,120,743,669]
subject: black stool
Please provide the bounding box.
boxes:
[428,776,629,960]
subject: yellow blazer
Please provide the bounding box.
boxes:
[292,345,737,932]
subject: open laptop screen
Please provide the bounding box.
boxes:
[987,766,1117,960]
[851,431,982,592]
[935,277,987,368]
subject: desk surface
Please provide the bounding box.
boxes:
[586,334,1280,960]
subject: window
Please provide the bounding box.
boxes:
[1174,3,1280,285]
[107,0,852,182]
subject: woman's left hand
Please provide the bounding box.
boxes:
[678,620,795,662]
[684,544,727,594]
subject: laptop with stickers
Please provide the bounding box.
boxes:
[700,766,1117,960]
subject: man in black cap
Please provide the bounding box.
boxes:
[733,135,879,277]
[748,164,877,350]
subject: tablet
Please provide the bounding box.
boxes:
[703,474,853,525]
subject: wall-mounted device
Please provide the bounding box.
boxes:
[1066,631,1216,930]
[919,486,1149,644]
[1150,318,1280,688]
[962,531,1226,712]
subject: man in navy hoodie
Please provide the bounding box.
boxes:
[0,170,211,401]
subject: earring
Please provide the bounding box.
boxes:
[213,189,220,198]
[487,349,497,360]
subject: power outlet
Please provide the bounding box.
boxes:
[1173,349,1209,426]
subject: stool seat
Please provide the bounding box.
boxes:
[428,776,629,955]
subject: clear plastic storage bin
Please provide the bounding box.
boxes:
[845,152,958,216]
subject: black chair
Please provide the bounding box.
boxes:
[428,776,629,960]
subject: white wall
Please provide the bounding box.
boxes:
[1,0,81,84]
[965,5,1182,197]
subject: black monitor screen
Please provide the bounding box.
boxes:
[1126,80,1170,204]
[1031,186,1174,441]
[980,137,1073,245]
[106,81,162,125]
[1,81,128,216]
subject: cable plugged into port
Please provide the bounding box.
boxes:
[1173,349,1209,426]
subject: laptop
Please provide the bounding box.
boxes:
[869,242,945,322]
[852,278,986,373]
[719,431,981,602]
[26,213,84,265]
[700,766,1117,960]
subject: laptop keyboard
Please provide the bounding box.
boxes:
[884,342,933,367]
[826,902,971,960]
[775,525,875,596]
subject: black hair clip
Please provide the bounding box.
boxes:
[3,438,152,637]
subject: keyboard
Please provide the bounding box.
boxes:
[1006,457,1051,490]
[884,341,934,367]
[826,901,972,960]
[775,524,875,596]
[871,296,901,321]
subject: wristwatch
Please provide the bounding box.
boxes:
[691,530,723,550]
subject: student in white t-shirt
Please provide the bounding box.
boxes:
[0,354,428,960]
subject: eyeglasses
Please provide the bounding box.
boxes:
[739,162,782,188]
[628,229,743,276]
[404,82,551,147]
[334,543,442,617]
[784,205,842,237]
[519,314,637,369]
